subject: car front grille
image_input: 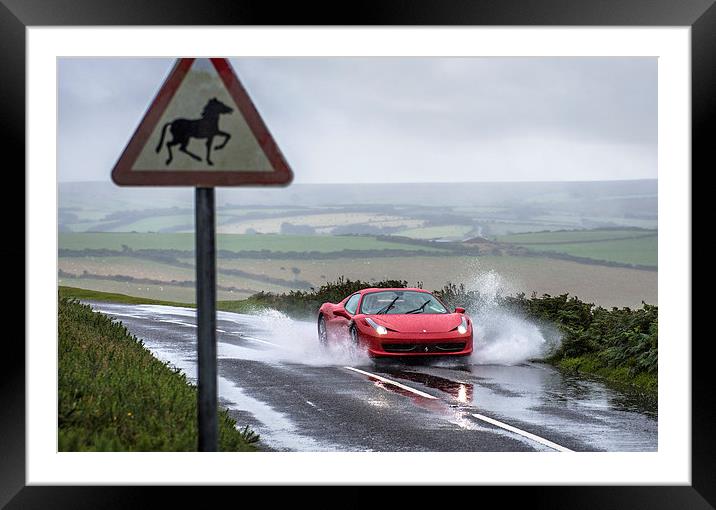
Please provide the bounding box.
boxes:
[382,342,467,353]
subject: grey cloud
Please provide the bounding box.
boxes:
[58,57,656,183]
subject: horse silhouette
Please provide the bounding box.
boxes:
[155,97,233,166]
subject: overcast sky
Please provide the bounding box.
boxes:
[58,57,656,184]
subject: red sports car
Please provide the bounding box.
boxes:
[317,288,473,358]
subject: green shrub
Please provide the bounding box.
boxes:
[432,283,657,391]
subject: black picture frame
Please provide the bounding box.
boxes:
[6,0,708,506]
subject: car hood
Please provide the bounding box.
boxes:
[367,314,463,333]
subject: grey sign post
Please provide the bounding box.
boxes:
[111,58,293,451]
[195,187,218,450]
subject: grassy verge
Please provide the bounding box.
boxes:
[59,296,259,451]
[60,285,263,315]
[554,355,657,394]
[59,286,190,307]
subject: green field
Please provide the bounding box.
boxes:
[523,237,657,267]
[395,225,474,239]
[497,229,656,244]
[497,229,658,267]
[106,214,194,233]
[59,232,447,253]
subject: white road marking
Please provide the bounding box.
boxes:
[242,335,282,348]
[470,413,573,452]
[344,366,437,400]
[157,318,197,328]
[345,366,572,452]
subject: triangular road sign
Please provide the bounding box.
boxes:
[112,58,294,187]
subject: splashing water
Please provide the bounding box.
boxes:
[216,308,370,367]
[465,270,560,365]
[218,269,558,368]
[214,269,559,368]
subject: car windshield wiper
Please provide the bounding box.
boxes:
[405,300,431,314]
[376,296,400,315]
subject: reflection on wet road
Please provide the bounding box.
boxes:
[87,302,657,452]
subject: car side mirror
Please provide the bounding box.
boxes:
[334,307,351,319]
[454,307,466,314]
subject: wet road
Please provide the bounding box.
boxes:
[88,302,657,452]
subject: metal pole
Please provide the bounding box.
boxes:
[195,187,217,451]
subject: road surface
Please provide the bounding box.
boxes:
[88,302,657,452]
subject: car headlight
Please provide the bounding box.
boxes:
[457,316,468,335]
[365,317,388,335]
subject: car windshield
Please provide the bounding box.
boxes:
[359,291,448,315]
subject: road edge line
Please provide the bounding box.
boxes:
[344,366,437,399]
[471,412,574,452]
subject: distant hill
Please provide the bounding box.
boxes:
[60,179,656,209]
[59,180,657,235]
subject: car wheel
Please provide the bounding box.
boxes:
[350,325,359,346]
[317,315,328,346]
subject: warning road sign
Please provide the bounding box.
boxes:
[111,57,296,451]
[112,58,293,186]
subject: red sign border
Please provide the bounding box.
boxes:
[111,58,294,187]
